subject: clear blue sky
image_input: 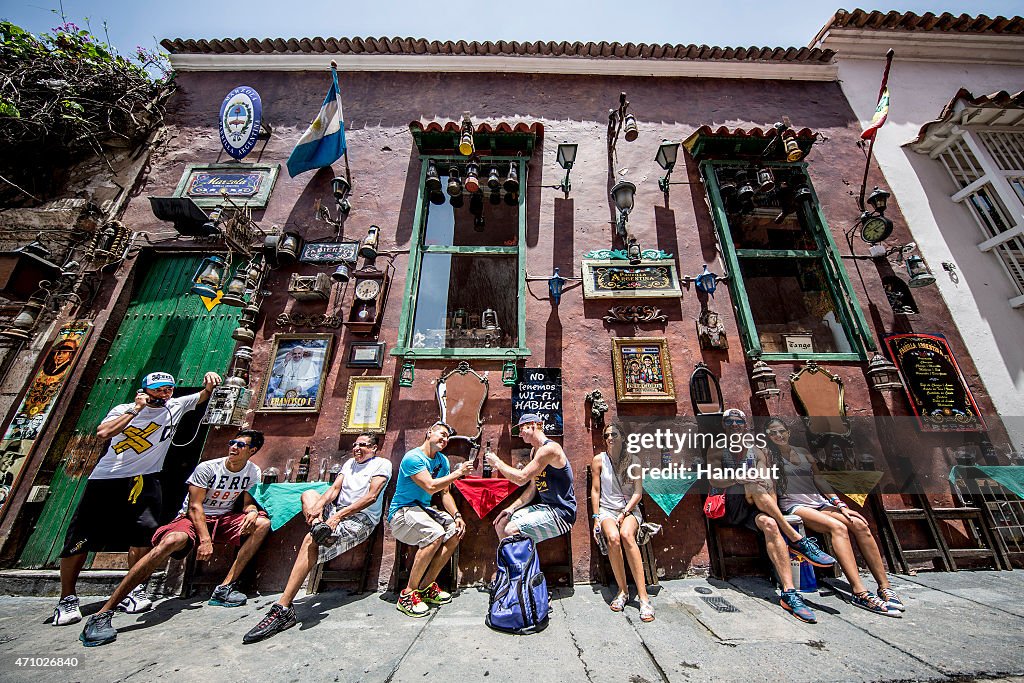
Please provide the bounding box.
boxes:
[4,1,1022,55]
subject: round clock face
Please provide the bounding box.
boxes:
[354,279,381,301]
[860,215,893,244]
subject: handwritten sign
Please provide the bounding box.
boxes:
[512,368,563,436]
[884,333,985,432]
[582,260,682,299]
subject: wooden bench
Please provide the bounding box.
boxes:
[306,519,385,594]
[585,465,657,587]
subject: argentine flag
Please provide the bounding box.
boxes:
[287,66,346,177]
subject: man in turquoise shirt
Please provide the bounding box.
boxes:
[387,421,473,617]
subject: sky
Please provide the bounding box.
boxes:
[3,1,1022,56]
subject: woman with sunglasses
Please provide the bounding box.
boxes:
[590,422,654,622]
[764,417,904,616]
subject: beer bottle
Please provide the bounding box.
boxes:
[482,440,493,478]
[296,447,311,483]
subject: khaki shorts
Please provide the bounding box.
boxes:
[388,506,457,548]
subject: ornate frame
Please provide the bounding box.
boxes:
[789,360,850,438]
[256,333,332,413]
[341,376,393,434]
[611,337,676,403]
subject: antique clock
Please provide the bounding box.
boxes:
[345,266,389,334]
[859,213,893,244]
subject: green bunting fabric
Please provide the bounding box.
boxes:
[950,465,1024,502]
[251,482,331,531]
[643,472,699,516]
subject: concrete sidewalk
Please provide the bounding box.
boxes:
[1,571,1022,682]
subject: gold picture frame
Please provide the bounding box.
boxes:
[341,376,393,434]
[611,337,676,403]
[256,333,333,413]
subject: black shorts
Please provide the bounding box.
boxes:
[723,485,764,532]
[60,474,162,557]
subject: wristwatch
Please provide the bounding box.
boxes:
[126,408,140,417]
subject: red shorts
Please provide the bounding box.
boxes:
[151,512,264,559]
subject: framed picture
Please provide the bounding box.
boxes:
[256,333,333,412]
[611,337,676,403]
[346,341,385,368]
[582,260,683,299]
[341,376,393,434]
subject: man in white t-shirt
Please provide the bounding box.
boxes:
[242,432,392,643]
[80,430,270,647]
[53,370,221,628]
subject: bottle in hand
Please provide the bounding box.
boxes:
[296,447,311,483]
[482,440,493,478]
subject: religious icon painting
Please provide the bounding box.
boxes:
[611,337,676,403]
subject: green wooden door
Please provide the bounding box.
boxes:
[19,255,241,568]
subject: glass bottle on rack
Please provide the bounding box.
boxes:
[296,447,311,483]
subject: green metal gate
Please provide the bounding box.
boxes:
[19,255,241,568]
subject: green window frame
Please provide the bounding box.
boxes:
[392,155,530,360]
[700,159,875,361]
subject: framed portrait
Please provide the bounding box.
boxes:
[611,337,676,403]
[341,376,393,434]
[346,341,385,368]
[256,333,333,412]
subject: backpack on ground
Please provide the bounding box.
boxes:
[486,534,550,634]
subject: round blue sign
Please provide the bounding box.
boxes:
[219,86,263,160]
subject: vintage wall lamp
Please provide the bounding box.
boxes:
[502,350,519,386]
[556,142,578,195]
[399,351,416,387]
[331,175,352,215]
[526,267,582,306]
[607,92,638,152]
[191,255,229,298]
[655,140,680,194]
[610,180,636,239]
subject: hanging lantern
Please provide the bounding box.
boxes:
[360,225,380,260]
[548,267,566,305]
[452,308,468,329]
[735,171,755,206]
[866,352,903,393]
[464,158,480,194]
[627,237,642,265]
[481,308,499,330]
[191,255,227,298]
[0,294,47,340]
[447,166,463,197]
[399,354,415,387]
[503,162,519,193]
[623,112,639,142]
[906,255,936,288]
[425,160,442,193]
[693,265,718,298]
[221,267,249,307]
[459,113,475,156]
[429,190,446,206]
[487,166,501,191]
[489,189,502,206]
[793,185,813,204]
[277,232,302,266]
[783,134,804,162]
[331,264,351,283]
[750,359,780,399]
[502,351,518,386]
[756,167,775,194]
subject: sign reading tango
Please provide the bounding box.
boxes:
[884,333,985,432]
[582,259,682,299]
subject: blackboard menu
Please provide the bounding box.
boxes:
[512,368,563,436]
[884,333,985,432]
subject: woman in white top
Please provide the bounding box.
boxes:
[590,422,654,622]
[765,417,905,616]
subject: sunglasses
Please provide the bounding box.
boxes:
[353,442,375,449]
[603,433,620,440]
[724,419,746,426]
[766,428,789,436]
[227,439,250,448]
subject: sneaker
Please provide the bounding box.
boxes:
[52,595,82,626]
[878,587,906,612]
[418,581,452,606]
[117,584,152,613]
[610,592,627,612]
[209,582,247,607]
[396,588,429,617]
[310,522,336,547]
[79,610,116,647]
[639,600,655,622]
[780,589,817,623]
[789,536,836,568]
[242,604,297,644]
[852,591,901,617]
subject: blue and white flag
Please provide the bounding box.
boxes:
[287,66,346,177]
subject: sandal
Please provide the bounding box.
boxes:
[639,600,655,622]
[610,592,627,612]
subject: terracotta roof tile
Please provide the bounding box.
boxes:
[814,8,1023,43]
[160,36,835,63]
[909,89,1024,149]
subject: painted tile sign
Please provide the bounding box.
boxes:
[884,333,985,432]
[187,171,263,197]
[512,368,563,436]
[0,320,91,517]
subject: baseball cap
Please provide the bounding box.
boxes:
[722,408,747,424]
[141,372,175,389]
[515,413,544,429]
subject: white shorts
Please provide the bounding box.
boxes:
[388,506,458,548]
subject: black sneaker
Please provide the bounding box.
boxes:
[209,582,247,607]
[243,604,297,644]
[310,522,336,547]
[80,610,117,647]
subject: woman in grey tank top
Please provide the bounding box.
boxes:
[590,422,654,622]
[764,418,904,616]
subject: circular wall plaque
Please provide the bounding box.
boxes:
[219,86,263,160]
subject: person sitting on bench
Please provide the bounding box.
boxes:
[243,432,393,643]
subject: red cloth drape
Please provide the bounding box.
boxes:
[452,477,521,518]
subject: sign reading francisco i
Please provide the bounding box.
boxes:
[883,333,985,432]
[582,260,682,299]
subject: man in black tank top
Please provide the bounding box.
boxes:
[485,413,576,544]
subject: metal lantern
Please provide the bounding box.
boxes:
[452,308,468,329]
[464,159,480,194]
[623,112,639,142]
[332,175,351,201]
[556,142,578,193]
[756,167,775,194]
[793,185,813,205]
[232,304,260,343]
[487,166,501,190]
[735,171,755,206]
[866,352,903,393]
[611,180,636,237]
[399,354,415,387]
[503,162,520,194]
[221,268,249,307]
[502,351,518,386]
[446,166,463,197]
[866,186,890,214]
[906,255,936,288]
[277,232,302,266]
[0,294,47,340]
[459,113,474,156]
[191,255,227,298]
[783,134,803,162]
[627,237,642,265]
[481,308,499,330]
[425,160,442,193]
[549,267,566,305]
[656,140,680,193]
[750,359,780,399]
[360,225,380,260]
[331,264,351,283]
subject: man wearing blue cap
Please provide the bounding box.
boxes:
[52,370,221,628]
[485,413,576,544]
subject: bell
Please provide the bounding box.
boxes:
[447,166,463,197]
[783,135,804,162]
[331,264,350,283]
[360,225,380,260]
[487,166,501,190]
[503,162,519,193]
[464,159,480,194]
[425,160,442,193]
[623,112,639,141]
[221,269,249,307]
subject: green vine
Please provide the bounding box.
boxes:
[0,19,174,205]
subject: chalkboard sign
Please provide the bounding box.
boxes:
[512,368,563,436]
[884,333,985,432]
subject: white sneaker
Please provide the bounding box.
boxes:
[117,584,152,613]
[52,595,82,626]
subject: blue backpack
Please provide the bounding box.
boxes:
[486,534,550,634]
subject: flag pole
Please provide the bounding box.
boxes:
[328,60,353,189]
[858,48,895,211]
